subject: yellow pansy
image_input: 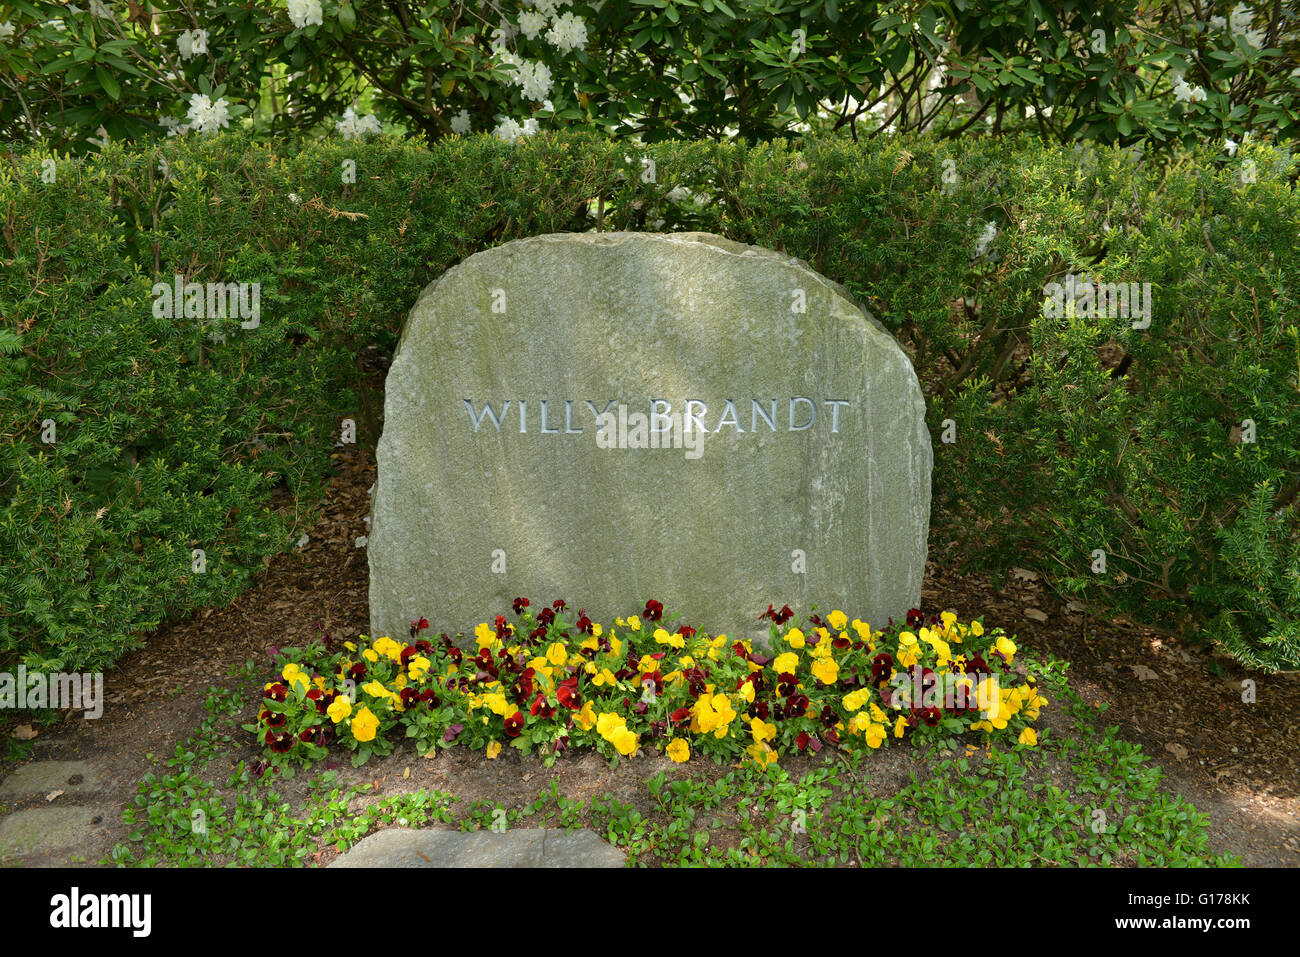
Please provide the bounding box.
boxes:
[596,712,626,739]
[654,628,684,649]
[637,654,659,674]
[1018,727,1038,747]
[361,648,379,663]
[373,636,403,662]
[746,741,779,769]
[772,652,799,675]
[940,610,957,632]
[546,642,568,667]
[828,610,848,631]
[591,623,603,638]
[786,627,806,649]
[843,689,870,712]
[486,741,503,759]
[343,641,357,652]
[581,634,599,652]
[995,634,1017,662]
[610,635,623,659]
[361,679,390,700]
[894,715,908,738]
[811,657,839,685]
[593,668,617,687]
[750,716,777,743]
[738,680,756,704]
[971,620,984,637]
[666,738,690,763]
[864,722,887,749]
[473,622,497,648]
[576,701,597,731]
[852,619,872,642]
[408,655,431,681]
[626,615,641,632]
[610,726,639,756]
[350,706,379,742]
[326,695,352,723]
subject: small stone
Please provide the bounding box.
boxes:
[330,827,625,868]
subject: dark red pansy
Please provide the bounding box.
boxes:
[400,645,419,667]
[796,731,811,753]
[807,734,824,753]
[754,701,771,720]
[669,706,691,725]
[553,599,567,611]
[575,611,595,635]
[641,670,664,694]
[761,604,795,625]
[419,689,441,707]
[809,614,826,629]
[906,608,924,628]
[400,688,420,709]
[920,706,941,727]
[820,705,838,729]
[414,639,433,655]
[531,693,556,719]
[264,683,288,702]
[832,633,851,650]
[966,655,991,676]
[266,712,287,728]
[556,679,581,711]
[825,728,840,745]
[749,653,772,667]
[513,597,530,615]
[298,727,318,743]
[871,653,894,683]
[732,641,751,660]
[538,607,556,626]
[306,689,322,702]
[266,729,294,753]
[347,663,367,681]
[643,599,663,621]
[777,672,798,697]
[677,625,695,641]
[504,711,525,738]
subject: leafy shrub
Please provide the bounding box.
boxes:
[2,129,1295,672]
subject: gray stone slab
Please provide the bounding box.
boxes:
[0,760,102,798]
[369,232,932,641]
[330,827,626,867]
[0,806,111,857]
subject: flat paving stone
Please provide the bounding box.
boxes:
[0,760,103,798]
[330,827,626,868]
[0,805,112,858]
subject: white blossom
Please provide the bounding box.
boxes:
[516,59,553,102]
[1224,137,1239,156]
[546,12,588,53]
[160,114,188,136]
[184,93,231,135]
[177,28,209,60]
[287,0,323,30]
[519,10,547,40]
[493,116,525,143]
[289,192,302,204]
[296,534,309,547]
[0,22,15,40]
[354,535,368,549]
[335,106,382,140]
[450,108,471,134]
[1172,75,1207,104]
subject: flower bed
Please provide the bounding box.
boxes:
[248,601,1046,772]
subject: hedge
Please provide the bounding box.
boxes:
[2,130,1296,672]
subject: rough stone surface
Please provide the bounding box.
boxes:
[0,760,103,799]
[329,827,626,867]
[0,806,111,858]
[369,232,931,642]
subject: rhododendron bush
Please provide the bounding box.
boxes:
[248,599,1046,772]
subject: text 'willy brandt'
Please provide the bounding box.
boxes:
[463,398,852,435]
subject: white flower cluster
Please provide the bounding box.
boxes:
[1210,3,1264,49]
[450,108,472,135]
[335,106,382,140]
[0,22,14,40]
[287,0,324,30]
[1172,72,1208,104]
[184,93,231,135]
[546,11,588,53]
[177,28,209,61]
[493,116,539,143]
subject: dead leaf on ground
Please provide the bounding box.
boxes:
[1164,742,1189,761]
[1066,600,1087,613]
[1024,607,1049,622]
[46,790,64,802]
[1011,567,1039,582]
[1130,664,1159,681]
[11,724,37,740]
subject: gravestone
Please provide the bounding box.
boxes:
[369,232,931,643]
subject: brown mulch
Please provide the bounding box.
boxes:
[3,420,1298,866]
